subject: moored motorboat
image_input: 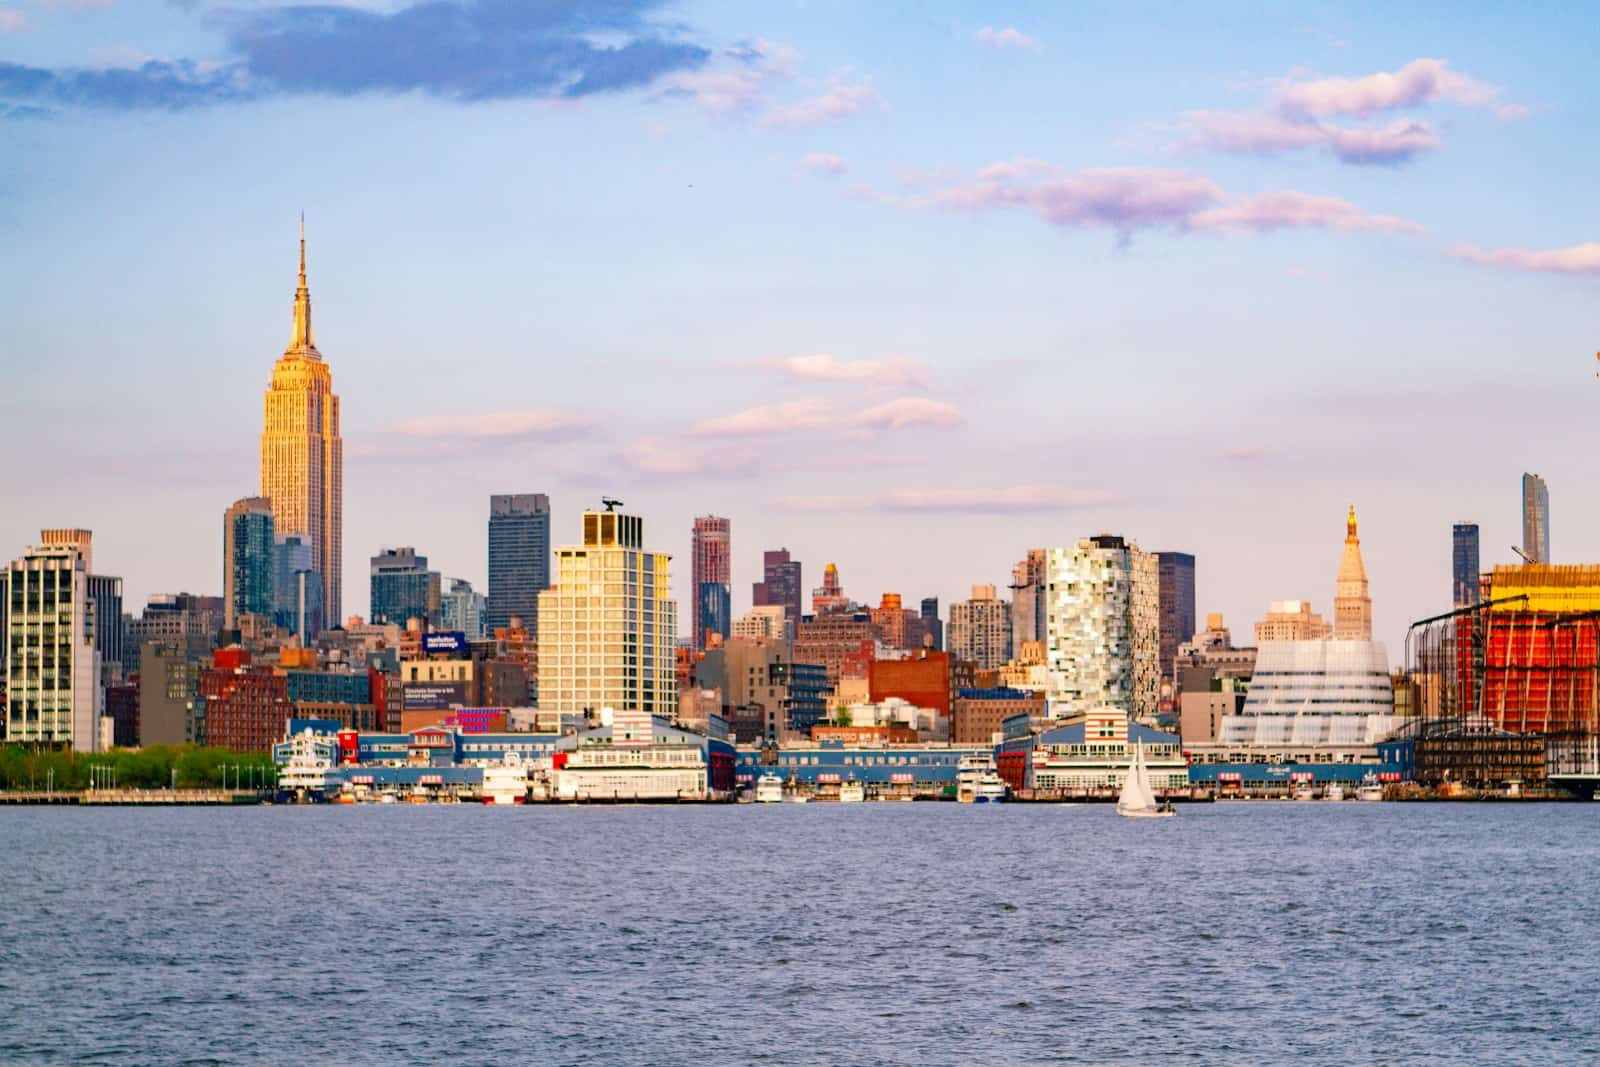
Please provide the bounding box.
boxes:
[1356,772,1384,801]
[754,772,784,803]
[1324,782,1346,801]
[974,771,1007,803]
[838,779,866,803]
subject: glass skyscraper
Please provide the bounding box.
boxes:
[486,493,550,636]
[1521,473,1549,564]
[223,497,275,631]
[1452,522,1480,608]
[1154,551,1196,683]
[369,547,440,628]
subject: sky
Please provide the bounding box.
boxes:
[2,0,1597,657]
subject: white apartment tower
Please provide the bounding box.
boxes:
[4,530,103,751]
[1045,535,1159,721]
[538,505,678,720]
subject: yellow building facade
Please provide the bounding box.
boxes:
[260,223,343,624]
[538,508,677,719]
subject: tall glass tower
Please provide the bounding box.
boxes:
[223,497,275,630]
[486,494,551,636]
[1521,473,1549,564]
[1452,522,1480,608]
[260,221,342,626]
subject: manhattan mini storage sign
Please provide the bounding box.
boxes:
[403,682,469,711]
[422,631,468,654]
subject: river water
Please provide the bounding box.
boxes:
[1,802,1595,1065]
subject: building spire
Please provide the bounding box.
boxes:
[286,213,318,358]
[1346,503,1358,542]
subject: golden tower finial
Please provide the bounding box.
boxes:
[286,214,317,357]
[1346,503,1358,541]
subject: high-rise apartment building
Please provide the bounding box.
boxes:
[538,504,678,719]
[441,578,486,638]
[690,516,731,650]
[920,597,943,651]
[1009,550,1047,646]
[223,497,275,631]
[733,605,789,642]
[369,547,440,628]
[1334,506,1373,641]
[486,493,550,636]
[1154,551,1196,684]
[752,548,803,622]
[271,534,324,641]
[260,222,342,624]
[1044,535,1159,720]
[871,593,923,651]
[698,581,731,649]
[948,585,1013,670]
[1452,522,1480,609]
[5,532,102,750]
[86,572,123,686]
[1522,473,1549,564]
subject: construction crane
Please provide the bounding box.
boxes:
[1511,545,1535,564]
[601,497,624,512]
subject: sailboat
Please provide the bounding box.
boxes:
[1117,740,1176,819]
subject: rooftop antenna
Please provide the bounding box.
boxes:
[601,497,624,512]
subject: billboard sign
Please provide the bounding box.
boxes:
[403,682,468,711]
[422,631,468,655]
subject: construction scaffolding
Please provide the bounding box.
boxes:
[1405,568,1600,789]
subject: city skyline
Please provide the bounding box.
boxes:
[3,2,1598,655]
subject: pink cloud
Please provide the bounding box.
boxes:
[690,396,959,438]
[782,485,1112,514]
[659,38,795,116]
[1183,111,1440,165]
[761,81,885,129]
[976,26,1039,50]
[1191,191,1423,235]
[0,9,29,32]
[387,408,595,440]
[925,163,1224,233]
[610,438,759,479]
[1222,445,1272,462]
[1449,242,1600,275]
[906,160,1421,239]
[1276,58,1502,119]
[756,354,928,389]
[800,152,847,175]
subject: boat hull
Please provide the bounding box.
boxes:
[1117,806,1177,818]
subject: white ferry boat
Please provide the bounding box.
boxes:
[838,779,866,803]
[754,772,784,803]
[1324,782,1346,802]
[956,754,996,803]
[273,729,337,803]
[1356,772,1384,801]
[974,771,1007,803]
[482,757,529,806]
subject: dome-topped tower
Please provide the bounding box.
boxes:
[1334,504,1371,640]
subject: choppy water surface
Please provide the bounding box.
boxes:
[1,802,1596,1065]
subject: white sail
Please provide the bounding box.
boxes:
[1117,740,1157,813]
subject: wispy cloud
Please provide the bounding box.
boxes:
[782,485,1112,514]
[975,26,1039,50]
[659,38,793,115]
[1222,445,1272,463]
[1173,58,1518,166]
[1449,241,1600,276]
[800,152,846,175]
[1182,111,1439,165]
[0,9,30,33]
[1276,58,1502,119]
[690,396,960,438]
[610,437,759,479]
[0,0,711,111]
[1191,191,1423,235]
[754,354,928,389]
[761,79,884,129]
[387,408,595,440]
[906,158,1420,240]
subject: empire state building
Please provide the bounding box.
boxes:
[260,222,343,624]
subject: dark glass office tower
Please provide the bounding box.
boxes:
[486,493,551,636]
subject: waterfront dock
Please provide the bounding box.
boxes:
[0,789,264,805]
